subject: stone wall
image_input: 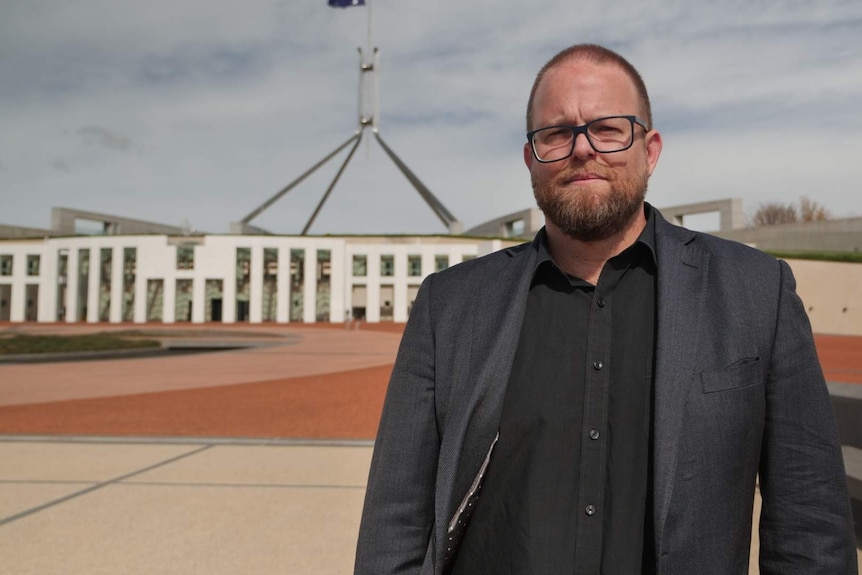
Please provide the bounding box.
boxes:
[786,258,862,336]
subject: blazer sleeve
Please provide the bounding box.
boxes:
[757,260,858,574]
[354,274,440,575]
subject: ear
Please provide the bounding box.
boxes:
[523,142,534,170]
[645,129,663,176]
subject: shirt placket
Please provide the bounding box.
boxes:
[572,278,614,573]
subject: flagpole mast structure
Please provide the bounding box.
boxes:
[233,0,462,236]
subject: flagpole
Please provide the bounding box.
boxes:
[357,47,363,131]
[366,0,372,56]
[365,0,373,157]
[373,47,380,133]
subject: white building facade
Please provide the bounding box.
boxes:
[0,234,515,324]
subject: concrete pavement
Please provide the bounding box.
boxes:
[0,436,373,575]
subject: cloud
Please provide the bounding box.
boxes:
[74,126,134,152]
[51,159,71,173]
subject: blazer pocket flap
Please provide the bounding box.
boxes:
[700,357,762,393]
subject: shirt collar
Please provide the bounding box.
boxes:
[534,202,658,275]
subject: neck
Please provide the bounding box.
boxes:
[545,206,647,285]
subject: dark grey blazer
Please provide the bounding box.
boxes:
[355,210,858,575]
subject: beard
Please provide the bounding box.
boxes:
[532,164,648,242]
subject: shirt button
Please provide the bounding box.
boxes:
[596,297,606,308]
[593,360,603,370]
[589,429,600,440]
[585,505,596,516]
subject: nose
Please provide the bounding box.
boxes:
[571,132,596,161]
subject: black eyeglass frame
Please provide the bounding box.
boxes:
[526,115,650,163]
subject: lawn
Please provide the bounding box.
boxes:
[0,333,161,355]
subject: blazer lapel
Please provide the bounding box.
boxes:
[652,216,710,545]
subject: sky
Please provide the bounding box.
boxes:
[1,0,861,235]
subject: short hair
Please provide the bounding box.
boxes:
[525,43,653,132]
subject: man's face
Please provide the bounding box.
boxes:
[524,60,662,242]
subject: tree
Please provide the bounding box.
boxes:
[798,196,830,222]
[749,202,798,226]
[748,196,831,227]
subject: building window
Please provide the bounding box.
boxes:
[353,254,367,277]
[25,284,39,321]
[381,255,394,277]
[317,250,331,321]
[122,248,136,322]
[77,249,90,320]
[99,248,112,322]
[263,248,278,322]
[236,248,251,322]
[206,279,224,322]
[264,248,278,276]
[0,255,12,276]
[407,255,422,277]
[290,248,305,322]
[176,246,195,270]
[146,279,163,322]
[57,249,69,321]
[27,255,40,276]
[175,279,193,322]
[462,255,476,263]
[505,218,525,237]
[435,255,449,272]
[57,250,69,280]
[380,285,394,321]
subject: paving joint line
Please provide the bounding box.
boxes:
[0,444,213,527]
[0,479,95,486]
[0,435,375,447]
[120,481,368,490]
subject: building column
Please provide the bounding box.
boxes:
[192,276,206,323]
[223,251,237,323]
[8,253,24,322]
[37,249,56,323]
[276,246,289,323]
[393,252,409,323]
[110,246,124,323]
[366,252,381,323]
[133,273,148,323]
[86,248,99,323]
[329,246,345,323]
[64,249,79,323]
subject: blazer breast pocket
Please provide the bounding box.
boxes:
[700,357,763,394]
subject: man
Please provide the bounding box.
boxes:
[354,44,857,574]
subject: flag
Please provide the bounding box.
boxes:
[329,0,365,7]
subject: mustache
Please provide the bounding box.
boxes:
[555,163,612,180]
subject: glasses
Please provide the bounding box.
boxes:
[527,115,649,163]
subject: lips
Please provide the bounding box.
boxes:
[571,173,604,181]
[560,171,608,185]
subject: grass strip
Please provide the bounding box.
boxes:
[768,250,862,264]
[0,333,161,355]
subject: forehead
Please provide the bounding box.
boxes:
[532,59,640,122]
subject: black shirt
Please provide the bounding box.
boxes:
[451,208,657,575]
